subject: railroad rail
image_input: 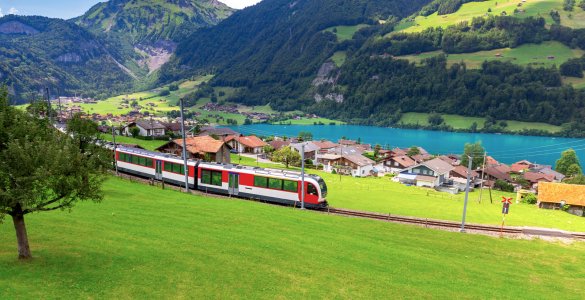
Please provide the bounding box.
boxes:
[115,172,585,241]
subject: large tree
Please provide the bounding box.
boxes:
[0,89,108,259]
[272,146,301,169]
[555,148,582,176]
[461,142,485,169]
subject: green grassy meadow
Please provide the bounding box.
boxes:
[273,117,345,125]
[330,51,347,67]
[1,177,584,298]
[397,0,585,34]
[324,24,369,41]
[232,155,585,232]
[399,112,562,133]
[397,41,585,69]
[100,135,167,151]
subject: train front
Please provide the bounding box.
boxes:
[305,175,328,208]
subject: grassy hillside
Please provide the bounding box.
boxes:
[398,0,585,33]
[323,24,369,41]
[399,112,563,133]
[233,155,585,231]
[397,41,585,69]
[1,177,584,298]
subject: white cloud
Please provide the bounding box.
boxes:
[219,0,262,9]
[0,8,3,18]
[7,7,18,15]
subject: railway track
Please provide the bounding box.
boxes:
[115,172,585,241]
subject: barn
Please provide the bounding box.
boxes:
[538,182,585,217]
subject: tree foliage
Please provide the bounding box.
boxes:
[460,142,485,169]
[407,146,421,157]
[272,146,301,169]
[0,88,108,259]
[555,148,582,176]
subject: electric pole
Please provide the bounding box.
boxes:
[180,98,189,192]
[301,143,305,210]
[460,156,473,232]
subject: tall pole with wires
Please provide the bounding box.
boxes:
[112,126,119,176]
[180,98,189,192]
[301,143,306,210]
[460,156,473,232]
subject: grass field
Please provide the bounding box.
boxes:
[397,41,585,69]
[330,51,347,67]
[563,76,585,89]
[1,177,584,298]
[232,155,585,232]
[324,24,369,41]
[273,117,346,125]
[100,135,167,151]
[399,112,562,133]
[397,0,585,34]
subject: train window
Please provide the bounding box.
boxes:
[268,178,283,190]
[146,158,153,167]
[211,171,222,186]
[139,157,147,166]
[173,163,184,174]
[164,162,172,172]
[254,176,268,188]
[283,180,298,192]
[132,155,140,165]
[307,183,318,196]
[201,170,211,184]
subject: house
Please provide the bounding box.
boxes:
[384,155,416,173]
[312,140,338,153]
[450,165,480,189]
[538,182,585,216]
[291,142,320,162]
[336,154,376,177]
[269,140,290,151]
[338,139,357,146]
[522,172,555,190]
[124,119,166,137]
[531,165,565,182]
[438,155,460,166]
[197,126,239,137]
[317,153,342,172]
[227,135,268,154]
[478,166,512,187]
[399,158,455,188]
[327,145,366,156]
[156,136,231,163]
[162,122,183,135]
[511,160,535,173]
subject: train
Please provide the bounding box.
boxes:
[114,146,328,208]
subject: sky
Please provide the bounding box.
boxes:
[0,0,262,20]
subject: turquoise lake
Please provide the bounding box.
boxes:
[228,124,585,166]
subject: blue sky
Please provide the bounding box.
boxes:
[0,0,261,19]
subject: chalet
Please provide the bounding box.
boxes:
[385,155,416,173]
[156,136,231,163]
[269,140,291,151]
[318,154,342,172]
[338,139,357,146]
[327,145,366,156]
[538,182,585,217]
[336,154,376,177]
[227,135,268,154]
[197,126,239,137]
[398,158,455,188]
[291,142,320,161]
[478,166,512,187]
[124,120,166,137]
[450,165,480,189]
[312,140,338,153]
[511,160,535,173]
[162,122,183,135]
[522,172,555,190]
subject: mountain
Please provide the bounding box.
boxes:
[159,0,432,110]
[0,15,133,103]
[74,0,234,73]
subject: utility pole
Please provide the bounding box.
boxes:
[301,143,306,210]
[112,126,119,176]
[478,151,487,203]
[180,98,189,192]
[57,88,63,123]
[460,156,473,232]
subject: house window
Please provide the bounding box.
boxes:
[394,162,399,167]
[422,169,427,175]
[413,169,420,174]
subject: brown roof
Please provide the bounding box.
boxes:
[343,154,375,167]
[312,140,338,149]
[539,182,585,206]
[451,166,479,178]
[523,172,555,184]
[391,155,416,168]
[486,156,500,166]
[483,166,512,181]
[237,135,267,148]
[391,148,407,156]
[421,158,455,174]
[269,140,290,150]
[338,139,357,146]
[158,136,226,155]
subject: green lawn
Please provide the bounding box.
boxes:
[397,0,585,34]
[399,112,562,133]
[1,177,584,298]
[564,76,585,89]
[232,155,585,232]
[273,117,346,125]
[323,24,369,41]
[397,41,585,69]
[330,51,347,67]
[100,135,167,151]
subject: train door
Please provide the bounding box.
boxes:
[228,173,239,196]
[155,160,163,180]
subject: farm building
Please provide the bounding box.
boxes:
[124,120,166,137]
[538,182,585,217]
[399,158,454,188]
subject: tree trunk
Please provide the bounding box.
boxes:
[12,213,32,259]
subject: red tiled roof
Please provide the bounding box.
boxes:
[237,135,267,148]
[158,136,226,154]
[451,165,479,178]
[312,140,338,149]
[523,172,555,183]
[392,155,416,168]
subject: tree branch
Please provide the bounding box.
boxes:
[22,195,67,214]
[0,208,12,216]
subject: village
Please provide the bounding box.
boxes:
[111,117,585,218]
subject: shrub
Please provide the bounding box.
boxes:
[521,194,537,204]
[494,180,514,192]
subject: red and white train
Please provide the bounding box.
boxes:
[115,147,328,208]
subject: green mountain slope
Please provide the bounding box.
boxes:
[159,0,433,110]
[0,15,133,103]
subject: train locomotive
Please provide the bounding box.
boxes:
[115,146,328,208]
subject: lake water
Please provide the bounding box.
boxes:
[228,124,585,166]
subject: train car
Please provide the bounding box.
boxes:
[114,147,328,208]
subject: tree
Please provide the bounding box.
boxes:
[565,174,585,184]
[244,118,252,125]
[555,148,582,176]
[460,142,485,169]
[159,89,171,97]
[130,126,140,138]
[494,179,514,192]
[271,146,301,168]
[0,88,108,259]
[298,131,313,142]
[407,146,420,156]
[374,144,382,158]
[428,112,444,126]
[567,164,582,176]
